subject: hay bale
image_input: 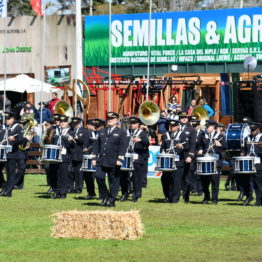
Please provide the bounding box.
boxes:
[51,210,144,240]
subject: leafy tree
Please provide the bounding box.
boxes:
[8,0,35,16]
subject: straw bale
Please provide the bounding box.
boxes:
[51,210,143,240]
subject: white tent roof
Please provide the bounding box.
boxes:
[0,74,55,93]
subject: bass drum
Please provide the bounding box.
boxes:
[225,123,250,151]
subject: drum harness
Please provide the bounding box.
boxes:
[0,124,19,152]
[55,127,71,157]
[127,129,143,153]
[165,130,182,155]
[246,133,262,159]
[205,131,222,159]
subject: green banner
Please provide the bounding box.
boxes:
[84,7,262,66]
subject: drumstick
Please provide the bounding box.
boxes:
[207,137,223,151]
[174,141,186,148]
[0,134,18,144]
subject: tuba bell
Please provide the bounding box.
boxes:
[191,106,209,127]
[54,100,74,121]
[138,101,160,126]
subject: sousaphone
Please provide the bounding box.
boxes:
[138,101,160,126]
[191,106,209,127]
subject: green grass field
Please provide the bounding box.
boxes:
[0,175,262,262]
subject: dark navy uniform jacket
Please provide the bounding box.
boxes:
[92,126,127,168]
[180,124,197,160]
[129,129,150,165]
[202,131,227,167]
[69,127,88,161]
[3,122,27,160]
[52,127,73,162]
[160,131,190,167]
[83,129,98,155]
[242,133,262,170]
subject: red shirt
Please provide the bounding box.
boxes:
[48,98,60,114]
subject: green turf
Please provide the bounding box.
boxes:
[0,175,261,262]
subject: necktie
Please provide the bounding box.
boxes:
[108,127,111,135]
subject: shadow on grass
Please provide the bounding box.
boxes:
[34,194,51,199]
[34,192,49,195]
[82,202,102,206]
[148,198,169,203]
[74,196,100,201]
[226,202,251,206]
[218,198,239,202]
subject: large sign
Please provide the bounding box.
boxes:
[84,7,262,66]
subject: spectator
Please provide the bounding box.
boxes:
[19,102,35,116]
[199,98,215,118]
[0,92,11,111]
[184,99,197,116]
[166,96,179,112]
[48,92,60,114]
[35,102,52,123]
[157,110,169,144]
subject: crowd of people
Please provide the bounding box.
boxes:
[0,93,261,208]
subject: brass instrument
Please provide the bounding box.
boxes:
[54,100,74,121]
[19,113,37,151]
[138,101,160,126]
[191,106,209,127]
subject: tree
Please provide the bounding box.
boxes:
[8,0,35,16]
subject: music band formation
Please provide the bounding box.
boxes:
[0,109,261,208]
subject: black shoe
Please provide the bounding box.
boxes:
[254,202,261,206]
[119,194,128,202]
[60,194,67,199]
[76,190,82,194]
[202,198,209,204]
[243,196,254,206]
[237,192,244,201]
[47,187,53,194]
[85,194,95,200]
[100,198,108,206]
[51,193,60,199]
[132,198,138,203]
[212,200,218,205]
[225,184,230,191]
[108,201,115,207]
[163,197,169,203]
[0,190,6,196]
[230,186,236,191]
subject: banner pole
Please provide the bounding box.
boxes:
[108,0,112,112]
[146,0,152,101]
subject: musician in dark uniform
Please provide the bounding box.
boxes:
[241,122,262,206]
[92,112,127,207]
[188,117,204,196]
[200,120,227,204]
[160,119,190,203]
[128,116,149,202]
[0,115,6,189]
[82,119,102,199]
[50,114,73,199]
[0,112,26,197]
[178,112,196,203]
[68,117,88,194]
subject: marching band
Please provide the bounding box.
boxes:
[0,107,261,207]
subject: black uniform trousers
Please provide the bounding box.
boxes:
[200,168,221,202]
[83,171,96,196]
[182,163,193,201]
[5,158,26,193]
[49,163,59,192]
[95,165,121,203]
[68,160,83,192]
[161,172,172,199]
[57,162,69,195]
[169,166,184,203]
[142,160,148,188]
[253,170,262,205]
[235,173,253,198]
[133,163,144,199]
[120,170,131,196]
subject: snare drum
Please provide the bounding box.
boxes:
[81,154,96,172]
[233,156,256,174]
[41,145,62,163]
[0,145,9,162]
[121,153,134,171]
[226,123,250,151]
[155,153,177,172]
[196,156,217,175]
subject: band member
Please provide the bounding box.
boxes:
[189,117,204,196]
[68,117,88,194]
[92,112,127,207]
[0,112,27,197]
[128,116,149,202]
[160,119,190,203]
[242,122,262,206]
[49,114,73,199]
[82,119,100,199]
[200,120,227,205]
[178,112,196,203]
[0,115,6,189]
